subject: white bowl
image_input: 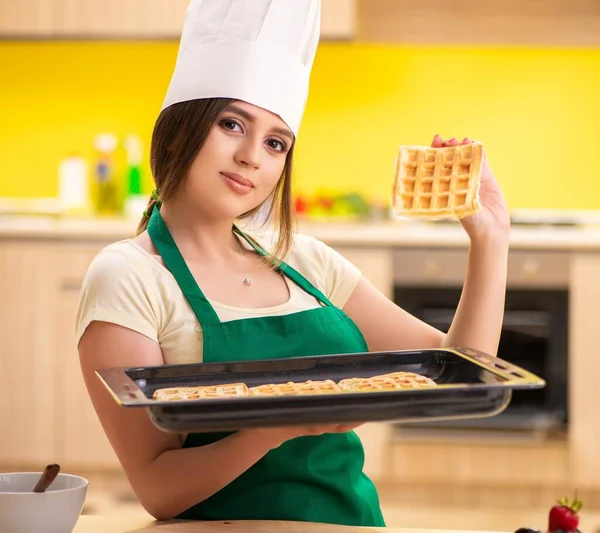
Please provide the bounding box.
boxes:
[0,472,88,533]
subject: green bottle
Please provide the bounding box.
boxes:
[123,134,148,220]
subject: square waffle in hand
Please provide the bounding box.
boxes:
[152,382,249,401]
[249,379,343,397]
[338,371,437,393]
[392,142,483,219]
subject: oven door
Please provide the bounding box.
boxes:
[393,287,568,436]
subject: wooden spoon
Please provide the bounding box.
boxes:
[33,464,60,493]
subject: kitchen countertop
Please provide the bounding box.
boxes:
[73,515,503,533]
[2,214,600,251]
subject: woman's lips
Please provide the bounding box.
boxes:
[220,172,254,195]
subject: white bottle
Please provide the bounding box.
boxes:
[58,154,90,215]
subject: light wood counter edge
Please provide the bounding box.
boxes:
[2,216,600,251]
[74,515,506,533]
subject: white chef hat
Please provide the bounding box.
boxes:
[161,0,321,137]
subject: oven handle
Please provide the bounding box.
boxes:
[420,308,551,338]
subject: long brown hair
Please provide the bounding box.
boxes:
[136,98,296,264]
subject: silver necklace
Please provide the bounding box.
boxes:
[219,235,255,286]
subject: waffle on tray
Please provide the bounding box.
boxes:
[392,142,483,220]
[152,372,436,401]
[338,371,437,392]
[249,379,343,397]
[152,383,249,401]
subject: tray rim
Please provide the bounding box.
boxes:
[95,347,546,408]
[146,389,515,433]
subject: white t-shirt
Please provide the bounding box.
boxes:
[75,232,362,365]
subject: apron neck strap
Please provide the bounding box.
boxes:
[147,207,221,326]
[233,225,335,309]
[147,209,335,325]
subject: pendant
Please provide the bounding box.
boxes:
[243,277,252,286]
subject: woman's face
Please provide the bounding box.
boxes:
[182,100,294,221]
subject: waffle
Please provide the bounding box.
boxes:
[249,379,343,397]
[152,373,436,401]
[338,372,437,393]
[152,383,249,401]
[392,142,483,219]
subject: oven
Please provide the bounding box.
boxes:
[392,246,569,438]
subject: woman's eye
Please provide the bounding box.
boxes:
[221,119,242,132]
[267,139,286,152]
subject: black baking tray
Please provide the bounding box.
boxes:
[95,347,545,433]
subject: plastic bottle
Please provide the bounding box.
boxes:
[122,134,148,220]
[93,133,119,215]
[58,153,91,215]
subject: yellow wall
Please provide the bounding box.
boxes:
[1,41,599,209]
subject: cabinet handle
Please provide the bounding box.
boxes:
[521,259,540,279]
[60,280,83,292]
[424,260,443,278]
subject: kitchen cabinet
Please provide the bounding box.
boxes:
[388,436,568,486]
[334,246,394,299]
[3,0,597,43]
[358,0,600,46]
[0,0,54,35]
[53,244,121,469]
[0,239,119,470]
[0,0,356,39]
[568,253,600,488]
[4,0,596,43]
[0,241,61,466]
[0,0,189,38]
[52,0,189,38]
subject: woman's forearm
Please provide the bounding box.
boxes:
[442,232,509,356]
[138,429,277,520]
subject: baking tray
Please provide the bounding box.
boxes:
[95,347,545,433]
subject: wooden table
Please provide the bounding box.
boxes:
[72,515,502,533]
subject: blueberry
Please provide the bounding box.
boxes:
[514,529,540,533]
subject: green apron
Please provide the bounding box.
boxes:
[147,207,385,527]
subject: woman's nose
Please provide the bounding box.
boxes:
[235,139,261,169]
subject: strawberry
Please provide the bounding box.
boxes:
[548,496,583,532]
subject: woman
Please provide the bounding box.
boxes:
[76,0,510,526]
